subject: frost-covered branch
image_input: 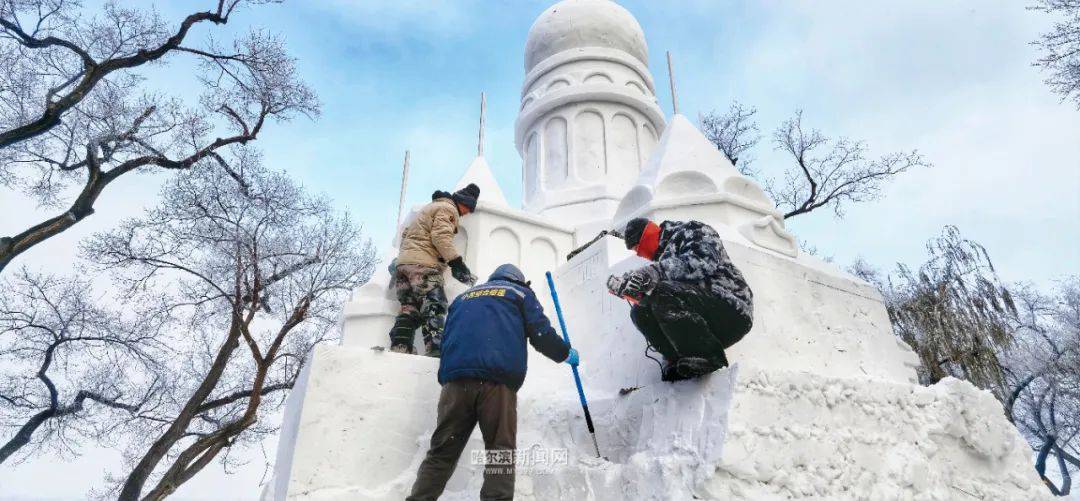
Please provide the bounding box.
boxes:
[700,102,760,176]
[769,110,930,220]
[0,0,316,275]
[1031,0,1080,107]
[78,153,375,500]
[0,269,162,464]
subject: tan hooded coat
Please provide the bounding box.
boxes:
[397,197,461,269]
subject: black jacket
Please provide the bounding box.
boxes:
[650,220,754,320]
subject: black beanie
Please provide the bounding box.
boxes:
[623,218,650,249]
[451,183,480,212]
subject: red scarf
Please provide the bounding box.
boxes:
[635,222,661,260]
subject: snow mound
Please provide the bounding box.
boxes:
[713,368,1051,500]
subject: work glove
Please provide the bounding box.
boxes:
[608,266,661,301]
[607,274,629,297]
[564,348,580,367]
[447,257,477,286]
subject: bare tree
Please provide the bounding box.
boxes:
[769,111,929,219]
[1004,278,1079,496]
[700,101,760,176]
[1032,0,1080,108]
[0,0,317,273]
[80,151,375,500]
[0,268,162,464]
[700,105,929,220]
[883,226,1019,394]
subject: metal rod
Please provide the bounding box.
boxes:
[396,150,410,227]
[666,51,679,115]
[545,271,602,459]
[478,92,486,157]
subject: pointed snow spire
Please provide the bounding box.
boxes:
[614,114,798,257]
[614,114,774,220]
[455,92,509,207]
[455,156,509,207]
[635,114,763,200]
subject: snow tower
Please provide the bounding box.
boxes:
[264,1,1049,499]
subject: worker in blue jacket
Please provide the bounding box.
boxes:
[407,264,579,501]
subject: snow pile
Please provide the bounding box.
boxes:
[513,366,738,500]
[268,341,1051,500]
[712,368,1051,500]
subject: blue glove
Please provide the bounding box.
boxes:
[564,348,580,367]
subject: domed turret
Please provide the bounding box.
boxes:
[516,0,666,223]
[524,0,648,72]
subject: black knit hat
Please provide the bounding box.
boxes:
[623,218,650,249]
[451,183,480,212]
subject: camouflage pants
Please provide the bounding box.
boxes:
[389,264,448,353]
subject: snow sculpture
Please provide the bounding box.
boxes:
[517,0,666,225]
[264,1,1052,499]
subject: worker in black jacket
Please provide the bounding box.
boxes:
[407,263,578,501]
[608,218,753,381]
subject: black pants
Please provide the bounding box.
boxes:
[630,281,752,367]
[407,379,517,501]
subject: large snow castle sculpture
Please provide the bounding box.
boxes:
[264,1,1049,499]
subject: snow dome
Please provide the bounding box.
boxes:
[517,0,665,224]
[524,0,648,71]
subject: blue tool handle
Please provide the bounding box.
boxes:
[545,272,595,433]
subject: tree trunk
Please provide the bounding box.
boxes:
[0,409,56,464]
[117,323,242,501]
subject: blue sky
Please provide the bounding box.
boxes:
[192,0,1079,287]
[1,1,1078,498]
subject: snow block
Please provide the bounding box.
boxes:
[264,348,443,500]
[264,344,741,500]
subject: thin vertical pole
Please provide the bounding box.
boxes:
[396,150,410,226]
[666,51,679,116]
[546,272,602,459]
[478,92,486,157]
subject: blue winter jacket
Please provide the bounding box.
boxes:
[438,266,570,391]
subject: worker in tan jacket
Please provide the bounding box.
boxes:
[389,183,480,356]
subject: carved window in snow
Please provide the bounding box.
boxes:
[525,237,558,285]
[641,123,658,163]
[525,133,539,200]
[610,113,639,181]
[543,117,568,188]
[575,110,606,182]
[489,227,521,266]
[454,226,469,263]
[583,72,613,85]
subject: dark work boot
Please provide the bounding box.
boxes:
[675,357,719,379]
[661,360,691,382]
[389,313,420,354]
